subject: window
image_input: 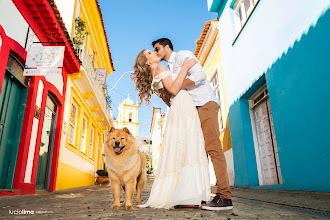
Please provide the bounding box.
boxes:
[89,125,95,159]
[89,46,95,68]
[211,70,225,131]
[7,53,28,86]
[80,116,87,153]
[129,113,133,122]
[73,17,87,61]
[69,102,78,146]
[97,133,102,170]
[233,0,259,32]
[74,0,80,19]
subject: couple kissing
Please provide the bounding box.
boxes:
[131,38,232,211]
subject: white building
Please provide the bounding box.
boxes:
[206,0,330,191]
[112,94,139,137]
[150,107,167,172]
[137,137,152,153]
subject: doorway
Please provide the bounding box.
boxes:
[36,95,57,190]
[250,85,282,185]
[0,54,28,189]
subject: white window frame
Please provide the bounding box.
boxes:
[93,133,100,178]
[209,64,226,132]
[80,116,87,154]
[233,0,259,33]
[234,1,246,30]
[97,133,102,170]
[244,0,254,16]
[69,101,78,146]
[74,0,80,19]
[73,0,87,62]
[89,125,95,159]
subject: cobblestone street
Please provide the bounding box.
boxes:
[0,175,329,219]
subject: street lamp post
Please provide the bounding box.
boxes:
[106,70,134,94]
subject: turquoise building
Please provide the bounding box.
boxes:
[206,0,330,191]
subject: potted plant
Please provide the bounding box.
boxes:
[96,169,109,185]
[73,17,88,46]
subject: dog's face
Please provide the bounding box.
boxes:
[106,127,135,155]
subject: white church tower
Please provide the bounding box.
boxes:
[115,94,139,137]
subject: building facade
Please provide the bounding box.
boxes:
[194,19,234,186]
[207,0,330,191]
[112,94,139,137]
[55,0,115,190]
[150,107,167,172]
[0,0,80,196]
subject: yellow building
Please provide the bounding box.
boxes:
[55,0,115,190]
[194,20,234,186]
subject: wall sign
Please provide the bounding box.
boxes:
[24,46,65,76]
[94,68,107,85]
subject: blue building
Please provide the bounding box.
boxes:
[206,0,330,191]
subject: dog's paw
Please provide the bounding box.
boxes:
[125,205,133,210]
[135,201,141,206]
[112,204,120,210]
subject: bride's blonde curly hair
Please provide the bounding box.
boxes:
[131,49,153,106]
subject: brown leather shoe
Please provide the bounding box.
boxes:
[201,194,233,211]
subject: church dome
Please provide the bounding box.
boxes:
[121,94,135,105]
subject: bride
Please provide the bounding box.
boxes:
[131,49,210,209]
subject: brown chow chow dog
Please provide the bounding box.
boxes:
[104,127,146,210]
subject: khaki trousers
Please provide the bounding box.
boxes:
[197,101,231,199]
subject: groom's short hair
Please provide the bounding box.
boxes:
[152,38,173,51]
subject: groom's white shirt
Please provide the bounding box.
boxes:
[168,50,220,107]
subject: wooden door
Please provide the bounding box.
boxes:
[0,70,27,189]
[253,99,280,185]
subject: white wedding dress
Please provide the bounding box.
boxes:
[139,71,210,209]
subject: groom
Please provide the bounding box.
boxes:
[152,38,232,211]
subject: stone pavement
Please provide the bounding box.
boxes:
[0,175,329,220]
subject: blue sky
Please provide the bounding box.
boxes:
[99,0,217,138]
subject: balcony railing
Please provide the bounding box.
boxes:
[74,44,85,62]
[81,51,111,123]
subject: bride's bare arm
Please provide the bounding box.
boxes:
[158,58,197,95]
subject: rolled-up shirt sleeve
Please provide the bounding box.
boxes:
[176,50,206,86]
